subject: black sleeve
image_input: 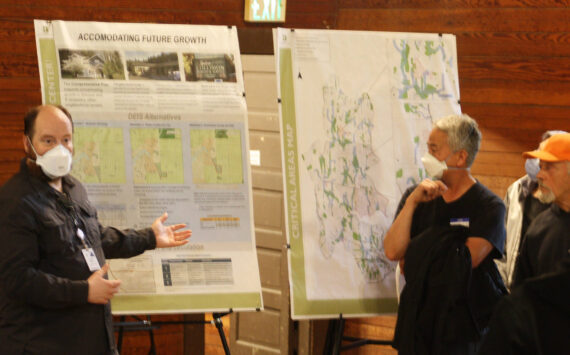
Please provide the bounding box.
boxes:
[477,295,536,355]
[99,225,156,259]
[512,233,533,288]
[0,200,88,309]
[71,178,156,259]
[470,189,506,258]
[394,185,416,220]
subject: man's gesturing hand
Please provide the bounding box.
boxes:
[87,264,121,304]
[152,212,192,248]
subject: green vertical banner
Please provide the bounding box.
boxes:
[38,38,61,104]
[279,47,306,305]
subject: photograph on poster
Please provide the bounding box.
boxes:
[59,49,125,80]
[183,53,237,82]
[126,51,180,81]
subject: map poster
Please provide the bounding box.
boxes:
[34,20,263,314]
[275,28,461,319]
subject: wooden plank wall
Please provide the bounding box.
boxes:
[2,1,570,354]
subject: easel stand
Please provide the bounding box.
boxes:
[115,311,233,355]
[322,314,393,354]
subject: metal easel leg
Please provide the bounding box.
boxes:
[117,315,126,353]
[331,314,345,355]
[147,315,157,355]
[212,312,231,355]
[323,314,344,355]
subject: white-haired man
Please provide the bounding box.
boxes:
[384,114,506,355]
[496,130,566,291]
[512,133,570,286]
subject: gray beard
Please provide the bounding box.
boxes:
[536,184,556,204]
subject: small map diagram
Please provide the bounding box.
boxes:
[190,129,244,184]
[72,127,126,184]
[391,38,458,100]
[390,37,459,193]
[302,81,393,282]
[393,102,433,194]
[130,128,184,184]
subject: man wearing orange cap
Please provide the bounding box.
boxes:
[496,130,566,291]
[512,133,570,287]
[479,132,570,354]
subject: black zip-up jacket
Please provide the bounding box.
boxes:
[478,257,570,355]
[393,225,506,355]
[0,159,156,355]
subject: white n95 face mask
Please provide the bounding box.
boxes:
[27,137,73,179]
[421,152,448,180]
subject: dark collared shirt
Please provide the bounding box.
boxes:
[513,203,570,287]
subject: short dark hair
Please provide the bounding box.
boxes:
[24,105,74,138]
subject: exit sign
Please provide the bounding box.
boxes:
[244,0,286,23]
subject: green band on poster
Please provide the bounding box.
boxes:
[39,38,61,105]
[112,292,262,314]
[279,48,307,305]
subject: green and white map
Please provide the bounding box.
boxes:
[277,28,461,318]
[391,38,461,194]
[72,126,126,184]
[130,128,184,184]
[301,81,391,283]
[190,128,244,184]
[391,39,458,100]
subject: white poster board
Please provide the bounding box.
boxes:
[34,20,263,314]
[275,28,461,319]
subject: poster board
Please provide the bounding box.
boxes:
[275,28,461,319]
[34,20,263,314]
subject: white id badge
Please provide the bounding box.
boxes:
[450,217,470,228]
[82,248,101,271]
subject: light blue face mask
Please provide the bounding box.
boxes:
[525,158,540,181]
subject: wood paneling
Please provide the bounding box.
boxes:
[461,103,570,131]
[113,314,205,355]
[459,57,570,82]
[337,8,570,32]
[236,309,282,346]
[343,315,397,355]
[339,0,570,8]
[252,190,283,229]
[460,79,570,106]
[456,32,570,57]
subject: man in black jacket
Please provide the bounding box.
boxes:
[478,256,570,355]
[393,225,475,355]
[0,105,192,354]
